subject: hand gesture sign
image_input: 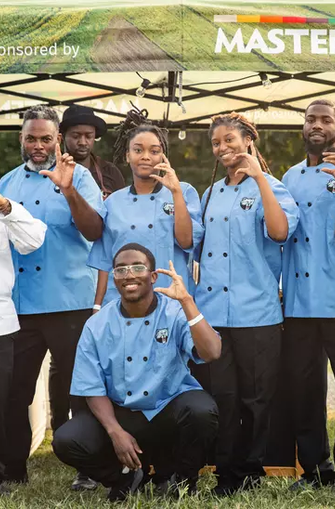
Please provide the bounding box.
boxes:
[322,151,335,177]
[155,260,190,302]
[150,154,181,194]
[0,194,8,207]
[232,152,264,181]
[39,143,76,192]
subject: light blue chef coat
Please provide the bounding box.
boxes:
[70,294,203,421]
[88,183,203,303]
[0,163,105,314]
[282,160,335,318]
[195,174,299,328]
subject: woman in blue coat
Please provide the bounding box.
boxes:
[194,112,299,495]
[88,109,203,307]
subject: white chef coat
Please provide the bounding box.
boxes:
[0,200,46,336]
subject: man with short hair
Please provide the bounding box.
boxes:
[282,99,335,487]
[0,105,105,484]
[0,194,46,494]
[60,105,125,198]
[55,104,125,490]
[53,243,221,502]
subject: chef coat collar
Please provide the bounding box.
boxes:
[224,173,249,186]
[129,182,163,195]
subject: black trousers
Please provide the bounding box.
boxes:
[49,355,70,432]
[53,390,219,487]
[191,324,282,482]
[283,318,335,476]
[0,332,15,481]
[5,310,90,480]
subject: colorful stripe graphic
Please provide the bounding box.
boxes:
[214,15,335,24]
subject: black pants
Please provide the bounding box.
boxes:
[0,332,15,481]
[191,324,282,482]
[49,355,70,432]
[5,310,90,480]
[53,390,219,487]
[283,318,335,476]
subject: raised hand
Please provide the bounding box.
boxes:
[155,260,190,302]
[322,151,335,176]
[0,194,8,207]
[150,154,181,194]
[39,143,76,192]
[232,152,264,181]
[0,194,11,215]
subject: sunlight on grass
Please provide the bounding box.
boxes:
[1,425,335,508]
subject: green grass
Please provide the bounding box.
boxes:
[1,422,335,508]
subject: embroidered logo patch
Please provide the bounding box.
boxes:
[155,328,169,343]
[327,179,335,193]
[163,202,175,216]
[240,197,255,210]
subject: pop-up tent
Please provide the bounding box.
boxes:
[0,0,335,131]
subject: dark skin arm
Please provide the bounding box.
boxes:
[40,144,103,241]
[86,396,142,470]
[151,155,193,249]
[93,270,109,311]
[155,261,222,362]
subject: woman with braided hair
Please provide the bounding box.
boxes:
[193,113,299,495]
[88,107,203,306]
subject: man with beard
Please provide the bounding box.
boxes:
[48,105,125,491]
[53,243,220,502]
[60,105,125,199]
[0,105,105,484]
[282,99,335,488]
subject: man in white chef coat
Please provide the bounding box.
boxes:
[0,194,46,494]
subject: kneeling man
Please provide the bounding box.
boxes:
[53,242,220,501]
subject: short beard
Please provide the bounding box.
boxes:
[122,294,142,303]
[303,135,335,157]
[21,145,56,173]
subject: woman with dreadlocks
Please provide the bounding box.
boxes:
[193,113,299,496]
[88,107,203,306]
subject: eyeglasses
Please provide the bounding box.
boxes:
[112,264,150,279]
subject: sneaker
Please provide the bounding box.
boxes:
[4,472,28,484]
[107,468,144,502]
[71,472,98,491]
[289,477,318,491]
[214,475,261,497]
[0,482,10,496]
[156,473,197,498]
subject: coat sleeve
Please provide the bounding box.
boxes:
[176,183,204,253]
[70,323,107,397]
[0,200,47,255]
[258,176,300,244]
[87,220,114,272]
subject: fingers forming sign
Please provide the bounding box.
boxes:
[39,143,76,191]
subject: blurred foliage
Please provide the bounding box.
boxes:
[0,129,305,198]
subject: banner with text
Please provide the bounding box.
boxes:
[0,0,335,73]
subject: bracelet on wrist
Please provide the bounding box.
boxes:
[93,304,101,311]
[188,313,204,327]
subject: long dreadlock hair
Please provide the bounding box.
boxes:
[202,112,270,224]
[197,113,270,267]
[113,105,168,164]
